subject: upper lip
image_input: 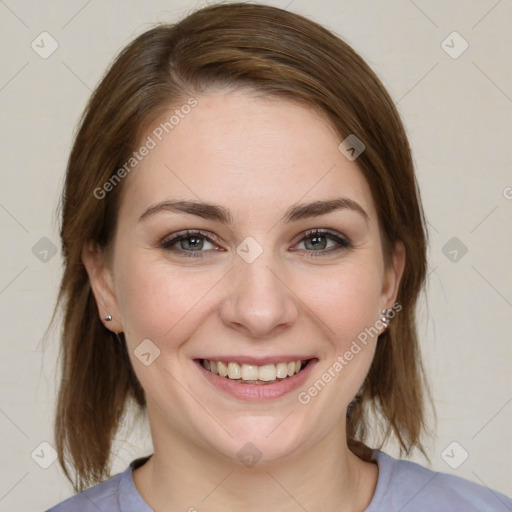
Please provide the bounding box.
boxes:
[196,355,316,365]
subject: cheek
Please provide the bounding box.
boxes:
[114,252,220,347]
[302,260,384,347]
[115,261,169,340]
[116,248,384,349]
[293,265,382,420]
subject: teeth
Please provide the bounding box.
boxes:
[227,362,241,379]
[217,361,228,377]
[201,359,306,382]
[258,364,276,381]
[241,364,258,380]
[276,362,288,378]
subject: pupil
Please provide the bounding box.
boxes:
[183,237,203,250]
[307,235,326,250]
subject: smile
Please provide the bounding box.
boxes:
[195,357,317,400]
[201,359,306,384]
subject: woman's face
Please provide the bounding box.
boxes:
[88,89,403,465]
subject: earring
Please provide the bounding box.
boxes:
[104,314,112,322]
[380,309,391,328]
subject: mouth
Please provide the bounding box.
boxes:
[200,358,308,384]
[194,357,317,400]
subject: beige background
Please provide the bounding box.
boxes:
[0,0,511,510]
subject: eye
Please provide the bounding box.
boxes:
[159,230,222,257]
[159,228,351,258]
[293,229,351,257]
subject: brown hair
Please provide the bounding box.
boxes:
[53,2,432,492]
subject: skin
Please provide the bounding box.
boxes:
[83,89,405,512]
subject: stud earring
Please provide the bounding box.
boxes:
[104,314,112,322]
[380,309,391,328]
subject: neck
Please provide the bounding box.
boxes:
[133,412,378,512]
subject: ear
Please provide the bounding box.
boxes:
[82,241,123,333]
[380,240,406,309]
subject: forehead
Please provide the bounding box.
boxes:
[119,90,376,225]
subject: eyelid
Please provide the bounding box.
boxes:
[159,229,223,249]
[294,228,352,255]
[158,228,352,256]
[299,228,350,243]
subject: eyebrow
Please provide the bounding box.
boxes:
[138,198,369,224]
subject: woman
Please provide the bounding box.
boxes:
[47,3,512,511]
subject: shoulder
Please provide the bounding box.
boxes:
[45,473,123,511]
[45,456,152,512]
[368,450,512,512]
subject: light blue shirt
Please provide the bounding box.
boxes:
[46,449,512,511]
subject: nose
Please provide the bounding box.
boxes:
[218,252,299,339]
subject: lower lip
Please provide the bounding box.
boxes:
[195,359,317,401]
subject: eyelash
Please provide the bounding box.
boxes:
[159,229,352,258]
